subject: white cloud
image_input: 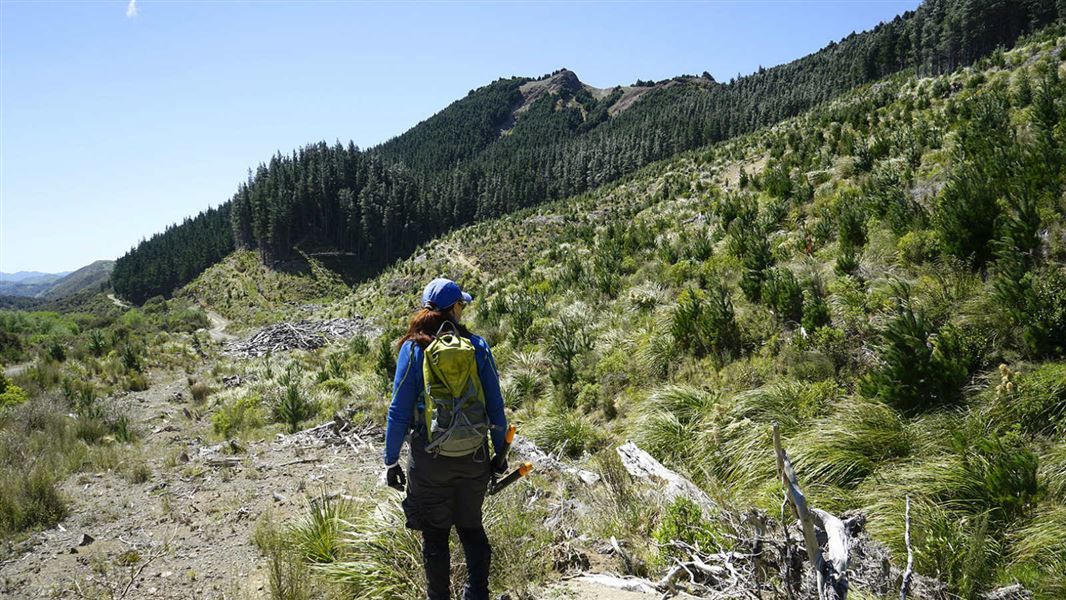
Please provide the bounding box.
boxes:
[126,0,138,18]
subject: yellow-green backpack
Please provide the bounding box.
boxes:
[421,322,489,456]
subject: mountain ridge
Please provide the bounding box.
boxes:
[112,0,1066,305]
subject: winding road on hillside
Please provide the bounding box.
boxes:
[205,309,236,342]
[107,293,130,309]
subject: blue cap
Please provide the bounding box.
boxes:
[421,278,472,311]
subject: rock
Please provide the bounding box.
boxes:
[78,533,94,547]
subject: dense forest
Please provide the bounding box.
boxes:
[112,0,1066,304]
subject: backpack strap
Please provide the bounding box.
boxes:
[435,320,459,338]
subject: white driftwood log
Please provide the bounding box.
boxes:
[773,423,848,600]
[617,441,717,516]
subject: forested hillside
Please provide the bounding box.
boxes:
[111,0,1065,304]
[301,24,1063,597]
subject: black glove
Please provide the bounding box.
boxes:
[386,464,406,491]
[491,453,508,475]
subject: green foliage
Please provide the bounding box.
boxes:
[761,267,803,322]
[528,408,606,459]
[991,363,1066,437]
[121,344,142,372]
[375,333,397,390]
[896,229,939,267]
[544,315,591,406]
[47,341,66,363]
[273,383,317,433]
[671,286,740,363]
[0,374,28,409]
[653,497,721,558]
[935,93,1012,267]
[862,297,968,414]
[290,494,354,564]
[800,289,830,332]
[212,394,266,438]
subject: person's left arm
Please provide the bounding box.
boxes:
[473,335,507,454]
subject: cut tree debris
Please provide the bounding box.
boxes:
[595,438,949,599]
[223,317,381,357]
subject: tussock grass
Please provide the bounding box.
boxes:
[1009,503,1066,598]
[321,489,553,600]
[790,396,911,489]
[527,408,606,459]
[290,494,354,564]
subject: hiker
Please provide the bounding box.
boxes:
[383,278,508,600]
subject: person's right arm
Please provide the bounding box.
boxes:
[384,341,422,466]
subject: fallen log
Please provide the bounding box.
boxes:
[616,441,716,516]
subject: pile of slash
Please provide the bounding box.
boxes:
[224,317,381,357]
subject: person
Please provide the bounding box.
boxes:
[383,278,508,600]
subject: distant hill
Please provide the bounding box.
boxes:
[0,260,113,301]
[0,271,69,297]
[41,260,114,300]
[0,271,71,284]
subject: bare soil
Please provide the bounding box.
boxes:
[0,370,380,599]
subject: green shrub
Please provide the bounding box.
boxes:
[862,300,968,414]
[121,344,142,372]
[47,341,66,363]
[1017,267,1066,358]
[800,289,831,332]
[834,243,861,276]
[213,394,266,438]
[833,191,867,249]
[934,93,1011,267]
[0,374,28,409]
[671,286,740,363]
[545,316,591,406]
[274,384,317,433]
[726,215,771,301]
[653,497,722,559]
[896,230,939,267]
[761,267,803,322]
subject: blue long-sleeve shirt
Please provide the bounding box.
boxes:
[384,334,507,465]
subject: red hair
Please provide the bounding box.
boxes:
[398,308,469,350]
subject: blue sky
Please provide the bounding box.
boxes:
[1,0,920,273]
